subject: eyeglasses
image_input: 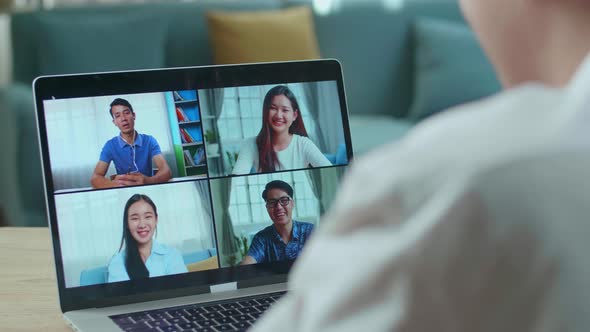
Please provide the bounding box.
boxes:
[265,196,292,208]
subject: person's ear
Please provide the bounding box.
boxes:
[293,110,299,121]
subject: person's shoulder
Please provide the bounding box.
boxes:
[138,133,159,144]
[106,251,129,282]
[330,84,563,218]
[103,136,119,146]
[293,134,312,145]
[356,83,561,172]
[294,220,314,228]
[408,83,559,142]
[293,135,318,151]
[294,220,314,234]
[254,225,276,238]
[152,241,180,256]
[108,251,125,267]
[100,137,119,159]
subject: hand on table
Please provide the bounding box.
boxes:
[113,173,147,187]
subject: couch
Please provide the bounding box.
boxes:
[79,248,218,286]
[0,1,500,226]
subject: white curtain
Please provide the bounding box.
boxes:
[44,92,175,191]
[303,80,345,155]
[56,181,214,288]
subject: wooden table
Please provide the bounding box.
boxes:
[0,227,70,331]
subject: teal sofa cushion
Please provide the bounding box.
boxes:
[0,83,46,226]
[348,115,413,154]
[79,248,218,286]
[80,265,108,286]
[37,13,168,75]
[409,18,501,121]
[0,85,21,226]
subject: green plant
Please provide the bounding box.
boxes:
[204,129,217,144]
[226,150,239,170]
[234,234,249,257]
[226,235,249,266]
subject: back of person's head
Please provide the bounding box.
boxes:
[109,98,134,118]
[460,0,590,87]
[262,180,294,200]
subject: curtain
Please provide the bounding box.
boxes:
[203,88,226,174]
[305,168,344,216]
[216,177,239,266]
[302,82,328,151]
[303,81,345,155]
[196,179,215,242]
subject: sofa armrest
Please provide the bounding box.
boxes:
[0,82,46,226]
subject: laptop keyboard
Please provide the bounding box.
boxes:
[109,291,286,332]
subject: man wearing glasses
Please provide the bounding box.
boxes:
[241,180,314,265]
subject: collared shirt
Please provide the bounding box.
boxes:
[252,55,590,332]
[247,220,314,263]
[107,241,188,283]
[99,132,162,176]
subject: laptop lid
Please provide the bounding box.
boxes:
[33,60,353,313]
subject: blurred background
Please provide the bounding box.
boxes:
[0,0,501,227]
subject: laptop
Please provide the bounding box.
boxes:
[33,60,353,331]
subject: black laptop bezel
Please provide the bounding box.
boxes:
[33,60,352,313]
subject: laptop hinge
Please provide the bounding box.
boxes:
[210,282,238,293]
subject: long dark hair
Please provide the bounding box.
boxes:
[256,85,308,172]
[117,194,158,280]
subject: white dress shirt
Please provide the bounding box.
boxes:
[252,54,590,332]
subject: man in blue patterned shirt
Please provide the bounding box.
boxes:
[241,180,314,265]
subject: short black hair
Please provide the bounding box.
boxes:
[262,180,293,201]
[109,98,134,117]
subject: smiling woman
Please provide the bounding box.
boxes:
[107,194,187,282]
[231,85,332,175]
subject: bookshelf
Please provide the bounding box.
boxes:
[173,90,207,177]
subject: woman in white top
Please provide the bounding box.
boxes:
[231,85,332,175]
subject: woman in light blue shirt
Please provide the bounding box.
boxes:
[107,194,187,282]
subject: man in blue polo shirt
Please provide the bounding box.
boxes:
[90,98,172,188]
[241,180,314,265]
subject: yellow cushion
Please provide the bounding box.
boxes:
[187,256,219,272]
[206,6,321,64]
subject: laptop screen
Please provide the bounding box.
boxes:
[34,61,352,310]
